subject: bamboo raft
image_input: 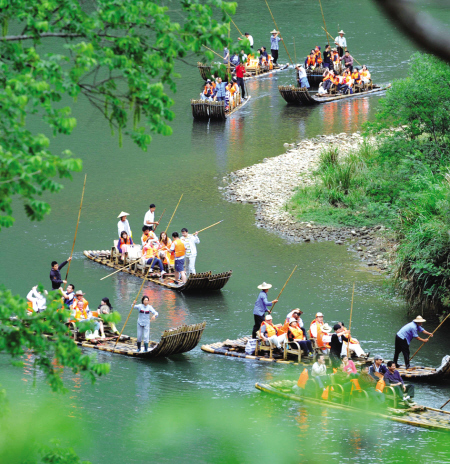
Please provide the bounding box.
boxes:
[256,380,450,432]
[201,336,371,366]
[279,84,390,105]
[191,96,251,121]
[73,322,206,358]
[83,250,232,292]
[197,62,289,81]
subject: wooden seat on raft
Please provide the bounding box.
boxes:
[383,385,401,409]
[350,388,370,408]
[329,375,346,404]
[283,340,308,362]
[255,337,276,358]
[304,378,321,398]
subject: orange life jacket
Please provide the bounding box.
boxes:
[315,50,322,64]
[226,83,238,95]
[350,379,362,393]
[332,52,339,62]
[144,243,158,259]
[297,368,309,388]
[306,55,316,66]
[351,72,360,83]
[323,73,331,82]
[71,298,88,319]
[316,331,330,349]
[289,325,304,340]
[172,239,186,258]
[261,321,278,338]
[375,378,385,393]
[309,319,323,338]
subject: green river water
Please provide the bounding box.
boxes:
[1,1,450,462]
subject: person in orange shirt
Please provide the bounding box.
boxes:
[159,231,174,271]
[170,231,186,284]
[314,45,323,66]
[305,51,316,69]
[360,65,371,84]
[351,68,361,85]
[142,240,165,277]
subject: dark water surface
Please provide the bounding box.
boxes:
[2,0,450,462]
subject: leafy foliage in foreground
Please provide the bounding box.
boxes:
[0,286,110,393]
[289,53,450,315]
[0,0,236,230]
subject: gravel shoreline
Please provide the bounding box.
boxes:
[222,132,395,272]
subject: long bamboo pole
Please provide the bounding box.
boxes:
[64,174,87,286]
[346,282,355,357]
[202,45,236,68]
[264,0,294,65]
[196,220,223,234]
[318,0,330,47]
[164,194,183,235]
[440,398,450,410]
[269,265,297,313]
[227,13,244,37]
[410,312,450,362]
[293,37,297,63]
[153,208,166,233]
[113,266,152,348]
[322,26,363,67]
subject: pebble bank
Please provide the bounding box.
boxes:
[222,132,395,272]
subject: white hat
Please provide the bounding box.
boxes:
[270,29,278,34]
[258,282,272,290]
[315,312,324,317]
[413,315,426,323]
[117,211,130,218]
[322,323,332,333]
[289,317,297,324]
[338,30,345,34]
[265,315,273,320]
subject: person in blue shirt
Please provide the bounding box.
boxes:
[270,29,282,65]
[252,282,278,339]
[393,316,433,369]
[213,77,228,103]
[368,355,388,380]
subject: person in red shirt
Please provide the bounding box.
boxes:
[235,61,246,99]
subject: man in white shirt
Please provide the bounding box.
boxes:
[334,30,347,57]
[311,354,330,390]
[117,212,131,238]
[143,204,159,229]
[27,286,48,313]
[181,227,200,276]
[238,32,254,49]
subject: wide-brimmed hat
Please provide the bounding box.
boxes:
[322,323,332,333]
[413,315,426,323]
[265,315,273,320]
[338,30,345,34]
[258,282,272,290]
[293,308,303,315]
[289,317,297,324]
[270,29,278,34]
[75,290,85,296]
[315,312,324,317]
[117,211,130,218]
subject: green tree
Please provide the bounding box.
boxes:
[0,0,236,229]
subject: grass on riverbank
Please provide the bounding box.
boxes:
[288,53,450,316]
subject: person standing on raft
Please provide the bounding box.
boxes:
[117,211,132,238]
[393,316,433,369]
[134,296,158,353]
[50,257,72,290]
[252,282,278,339]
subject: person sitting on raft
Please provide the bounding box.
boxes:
[288,318,314,357]
[60,284,75,309]
[369,355,388,379]
[141,226,158,246]
[27,285,48,313]
[358,365,385,404]
[384,361,415,405]
[341,354,358,378]
[98,297,119,334]
[305,51,316,70]
[311,353,330,391]
[360,65,371,84]
[309,312,325,339]
[351,68,361,85]
[118,231,133,261]
[226,78,240,108]
[159,231,173,272]
[321,69,334,94]
[201,80,214,101]
[338,322,369,358]
[134,295,158,353]
[142,240,166,277]
[340,50,354,72]
[295,64,310,89]
[73,299,106,340]
[314,46,322,66]
[316,323,333,353]
[260,314,286,351]
[284,309,307,339]
[258,47,268,66]
[337,70,353,95]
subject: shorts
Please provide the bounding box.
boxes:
[175,257,185,272]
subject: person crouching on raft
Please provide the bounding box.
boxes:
[134,296,158,353]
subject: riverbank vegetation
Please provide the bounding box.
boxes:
[290,54,450,316]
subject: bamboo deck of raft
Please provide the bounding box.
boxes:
[75,322,206,358]
[83,250,232,292]
[256,381,450,432]
[278,84,390,105]
[202,338,450,380]
[197,62,289,81]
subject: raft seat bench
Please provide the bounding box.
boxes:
[283,341,306,362]
[350,389,370,409]
[255,338,276,358]
[383,386,400,409]
[329,375,346,404]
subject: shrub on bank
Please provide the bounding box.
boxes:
[289,53,450,316]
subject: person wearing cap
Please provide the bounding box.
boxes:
[117,212,131,238]
[238,32,254,49]
[143,204,159,229]
[235,60,246,100]
[384,361,415,404]
[49,256,72,290]
[334,30,347,57]
[309,312,325,339]
[323,44,331,69]
[270,30,282,65]
[369,355,388,380]
[71,290,90,314]
[393,316,433,369]
[329,324,349,367]
[287,319,314,357]
[134,295,158,352]
[295,64,310,89]
[260,314,286,350]
[252,283,278,339]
